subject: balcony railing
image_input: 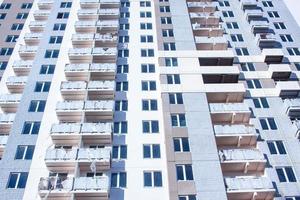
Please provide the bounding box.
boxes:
[0,94,22,112]
[284,98,300,118]
[37,0,53,9]
[0,113,15,132]
[6,76,27,93]
[29,21,46,32]
[195,36,227,50]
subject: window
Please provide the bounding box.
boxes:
[142,99,158,111]
[16,13,28,19]
[246,79,262,89]
[226,22,239,29]
[0,3,11,9]
[115,100,128,111]
[179,195,197,200]
[161,17,172,24]
[140,23,152,30]
[164,42,176,51]
[174,138,190,152]
[171,114,186,127]
[162,29,174,37]
[274,22,286,29]
[60,2,72,8]
[28,100,46,112]
[49,36,63,44]
[219,1,230,7]
[276,167,297,182]
[231,34,244,42]
[57,12,69,19]
[287,48,300,56]
[0,13,6,19]
[268,11,280,18]
[34,82,51,92]
[280,34,293,42]
[235,48,249,56]
[141,35,153,43]
[44,50,59,58]
[141,49,154,57]
[241,63,255,71]
[143,120,159,133]
[286,197,300,200]
[140,11,152,18]
[262,1,273,7]
[0,48,13,56]
[259,118,277,130]
[176,164,194,181]
[120,12,130,18]
[143,144,160,158]
[144,171,162,187]
[160,6,170,12]
[267,141,287,155]
[169,93,183,104]
[11,23,24,30]
[112,145,127,159]
[7,172,28,188]
[119,36,129,43]
[114,121,127,134]
[116,81,128,91]
[118,49,129,57]
[22,121,41,135]
[167,74,181,84]
[141,64,155,73]
[142,81,156,91]
[253,98,269,108]
[160,0,169,2]
[121,2,130,7]
[120,23,130,30]
[15,145,35,160]
[40,65,55,74]
[117,64,129,73]
[0,61,7,70]
[21,3,32,9]
[53,23,66,31]
[111,172,127,188]
[223,11,234,17]
[140,1,151,7]
[6,35,19,42]
[165,57,178,67]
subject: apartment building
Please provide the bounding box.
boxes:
[0,0,300,200]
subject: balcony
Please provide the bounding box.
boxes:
[205,83,245,103]
[96,20,119,32]
[45,148,111,171]
[33,10,50,21]
[293,121,300,138]
[262,48,284,64]
[18,45,38,60]
[37,0,53,9]
[0,135,8,158]
[0,113,15,133]
[268,64,291,80]
[78,9,119,20]
[245,9,263,21]
[225,177,275,200]
[24,33,42,46]
[240,0,257,10]
[56,100,114,121]
[219,149,266,173]
[189,12,219,25]
[60,81,115,100]
[75,21,96,33]
[72,33,118,47]
[284,99,300,119]
[6,76,27,93]
[80,0,120,8]
[50,122,112,145]
[187,2,216,13]
[68,48,117,63]
[250,21,269,34]
[12,60,32,76]
[0,94,22,113]
[195,36,227,50]
[192,23,223,37]
[256,33,276,48]
[65,63,116,81]
[29,21,46,32]
[80,0,100,8]
[38,176,109,199]
[214,124,257,147]
[276,81,300,98]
